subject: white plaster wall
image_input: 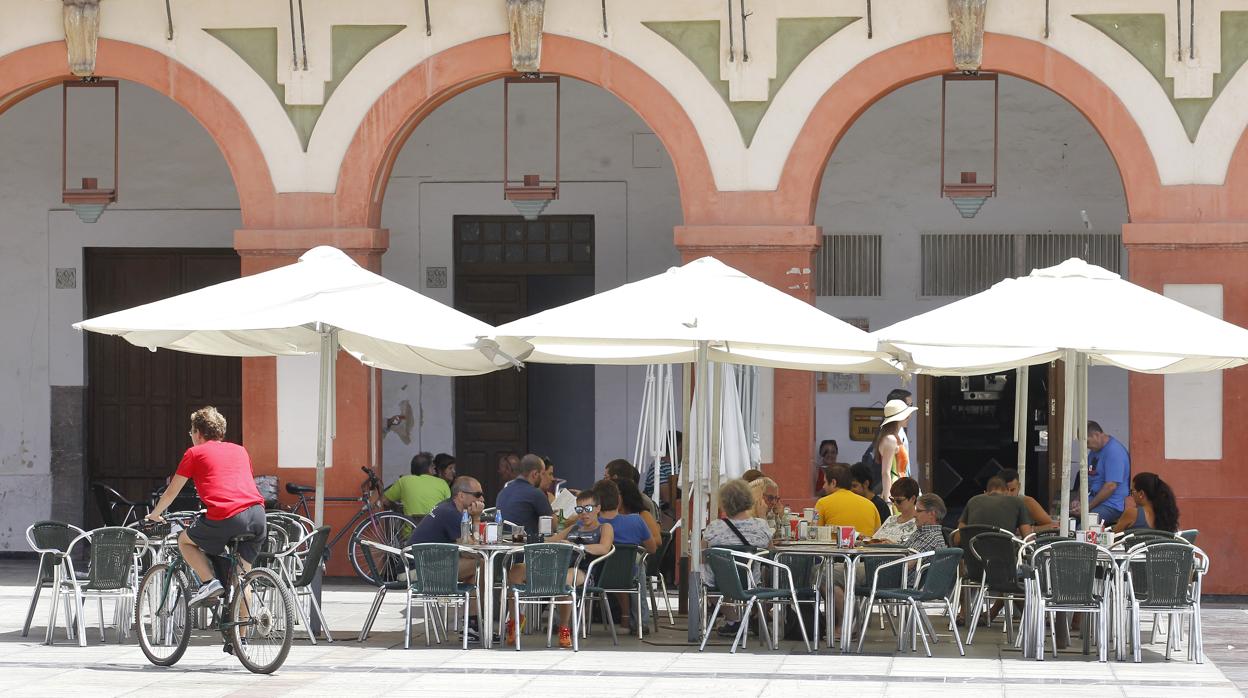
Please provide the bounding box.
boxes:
[812,75,1131,455]
[0,81,237,549]
[376,78,682,489]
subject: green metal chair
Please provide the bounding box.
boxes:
[774,552,822,642]
[400,542,484,649]
[857,548,964,657]
[1123,541,1207,662]
[698,548,812,654]
[645,523,678,630]
[580,544,646,644]
[850,549,909,643]
[505,543,583,651]
[23,521,86,639]
[698,543,759,641]
[271,526,334,644]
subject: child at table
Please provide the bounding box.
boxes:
[547,489,614,647]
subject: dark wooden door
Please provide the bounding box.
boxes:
[454,276,527,500]
[85,248,241,525]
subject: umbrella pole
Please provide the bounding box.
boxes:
[1015,366,1030,496]
[1077,354,1090,528]
[1058,350,1076,535]
[314,328,338,527]
[686,341,709,643]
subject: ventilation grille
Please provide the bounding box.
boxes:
[1024,233,1122,274]
[920,233,1014,296]
[815,234,882,297]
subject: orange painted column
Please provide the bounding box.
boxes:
[675,225,822,509]
[1123,223,1248,594]
[234,228,389,575]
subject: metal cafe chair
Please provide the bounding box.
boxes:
[966,532,1028,644]
[270,526,334,644]
[698,548,812,654]
[50,526,150,646]
[23,521,86,638]
[856,548,964,657]
[1027,540,1116,662]
[1122,541,1208,663]
[501,542,584,651]
[400,543,484,650]
[580,544,647,644]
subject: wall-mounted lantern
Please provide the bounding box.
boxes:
[503,75,560,220]
[940,72,997,219]
[62,79,119,224]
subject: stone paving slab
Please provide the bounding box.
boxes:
[0,560,1242,697]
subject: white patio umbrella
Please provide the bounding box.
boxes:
[75,246,526,524]
[874,258,1248,533]
[493,255,898,640]
[633,364,681,504]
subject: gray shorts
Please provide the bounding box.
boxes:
[187,505,267,563]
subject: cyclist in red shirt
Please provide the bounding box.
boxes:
[146,406,266,606]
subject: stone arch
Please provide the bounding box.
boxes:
[0,40,289,227]
[333,34,717,228]
[765,32,1248,226]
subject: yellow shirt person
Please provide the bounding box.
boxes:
[814,465,881,535]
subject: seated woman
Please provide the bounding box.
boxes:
[547,489,614,648]
[1113,472,1180,533]
[867,476,920,544]
[617,477,662,543]
[703,479,773,638]
[748,476,782,521]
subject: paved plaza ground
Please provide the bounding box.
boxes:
[0,560,1244,697]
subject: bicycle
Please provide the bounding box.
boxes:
[133,516,296,674]
[284,466,415,587]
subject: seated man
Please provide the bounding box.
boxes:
[547,489,614,648]
[958,476,1033,539]
[999,468,1055,531]
[381,451,451,518]
[145,406,266,607]
[405,475,486,641]
[814,464,881,536]
[496,453,554,536]
[849,463,891,525]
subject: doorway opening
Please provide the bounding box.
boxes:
[452,215,595,500]
[84,248,241,528]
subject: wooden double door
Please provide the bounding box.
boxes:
[84,248,242,526]
[452,215,595,501]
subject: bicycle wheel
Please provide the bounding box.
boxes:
[231,568,295,675]
[348,511,413,586]
[134,563,192,666]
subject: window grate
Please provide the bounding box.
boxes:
[1024,233,1122,275]
[815,234,882,297]
[920,233,1014,296]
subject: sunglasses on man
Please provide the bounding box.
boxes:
[574,504,597,514]
[462,491,484,499]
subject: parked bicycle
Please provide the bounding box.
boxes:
[133,516,296,674]
[284,466,414,587]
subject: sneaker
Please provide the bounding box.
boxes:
[190,579,224,607]
[558,625,573,649]
[464,625,481,645]
[717,620,742,638]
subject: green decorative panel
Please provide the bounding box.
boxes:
[1076,12,1248,142]
[206,25,405,151]
[645,17,858,146]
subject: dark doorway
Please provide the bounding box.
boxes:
[927,368,1054,524]
[84,248,241,527]
[453,215,595,501]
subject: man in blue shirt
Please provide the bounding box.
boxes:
[495,453,553,536]
[1085,420,1130,525]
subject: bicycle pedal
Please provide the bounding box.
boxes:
[222,642,234,656]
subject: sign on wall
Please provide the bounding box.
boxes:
[820,316,871,393]
[849,407,885,442]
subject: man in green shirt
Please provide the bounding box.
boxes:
[381,451,452,517]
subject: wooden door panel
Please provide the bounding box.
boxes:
[85,248,241,524]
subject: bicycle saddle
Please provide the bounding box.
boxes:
[285,482,315,495]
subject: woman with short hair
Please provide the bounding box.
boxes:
[869,476,920,543]
[703,478,773,638]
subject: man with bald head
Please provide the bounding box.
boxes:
[496,453,554,537]
[407,475,485,579]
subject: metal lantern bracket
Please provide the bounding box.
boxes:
[503,74,560,220]
[62,78,119,224]
[940,72,998,218]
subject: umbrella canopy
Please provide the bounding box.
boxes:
[873,257,1248,538]
[75,246,528,375]
[493,256,897,373]
[76,246,523,526]
[874,258,1248,375]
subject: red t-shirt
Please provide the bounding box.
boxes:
[175,440,264,520]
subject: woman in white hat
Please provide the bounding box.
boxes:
[874,399,918,498]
